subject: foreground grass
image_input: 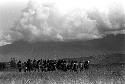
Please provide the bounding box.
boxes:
[0,64,125,84]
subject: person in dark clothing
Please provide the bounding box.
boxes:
[66,62,72,71]
[37,60,41,72]
[72,62,78,72]
[39,59,43,71]
[84,60,90,70]
[17,60,22,72]
[27,59,32,72]
[79,62,84,71]
[23,62,27,72]
[33,59,37,71]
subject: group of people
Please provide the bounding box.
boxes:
[17,59,90,72]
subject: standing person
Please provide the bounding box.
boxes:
[33,59,37,71]
[39,59,43,72]
[84,60,90,70]
[27,59,32,72]
[17,60,22,72]
[79,62,84,71]
[22,62,27,72]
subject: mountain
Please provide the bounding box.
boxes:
[62,56,95,62]
[98,53,125,64]
[0,34,124,62]
[62,53,125,64]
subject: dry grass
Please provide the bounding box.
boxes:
[0,64,125,84]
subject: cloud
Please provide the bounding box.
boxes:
[10,1,101,42]
[0,0,125,46]
[87,5,125,33]
[0,31,12,46]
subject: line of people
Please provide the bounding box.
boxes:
[17,59,90,72]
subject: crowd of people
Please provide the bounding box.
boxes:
[17,59,90,72]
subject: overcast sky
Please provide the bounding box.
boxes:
[0,0,125,61]
[0,0,28,31]
[0,0,125,46]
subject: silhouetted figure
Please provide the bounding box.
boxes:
[79,62,84,71]
[56,59,67,71]
[72,62,78,72]
[39,59,43,71]
[23,62,27,72]
[10,58,17,69]
[33,59,37,71]
[47,60,56,71]
[42,60,48,72]
[53,60,57,71]
[37,60,41,72]
[84,61,90,70]
[66,62,72,71]
[0,63,6,71]
[27,59,32,72]
[17,60,22,72]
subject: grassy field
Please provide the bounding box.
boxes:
[0,64,125,84]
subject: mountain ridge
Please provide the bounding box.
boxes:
[0,34,124,62]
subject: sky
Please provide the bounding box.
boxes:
[0,0,28,30]
[0,0,125,61]
[0,0,125,45]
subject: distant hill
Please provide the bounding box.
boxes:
[0,34,124,62]
[62,56,95,62]
[98,53,125,64]
[62,53,125,64]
